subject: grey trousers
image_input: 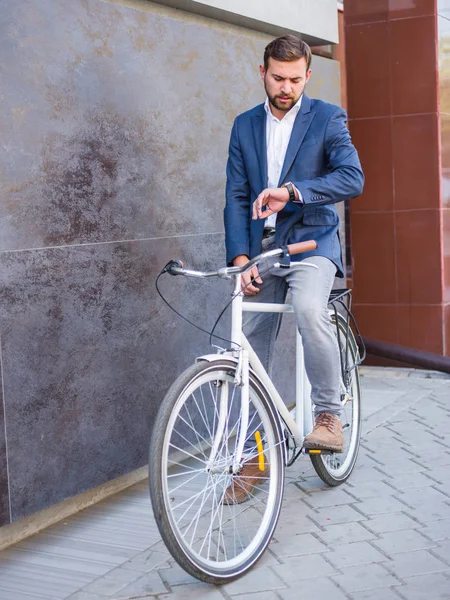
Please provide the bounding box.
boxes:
[243,236,341,418]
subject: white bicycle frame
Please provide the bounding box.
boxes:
[203,270,315,474]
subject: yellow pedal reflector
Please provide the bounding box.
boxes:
[308,449,322,454]
[254,431,265,471]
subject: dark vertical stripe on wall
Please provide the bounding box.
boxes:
[0,338,10,526]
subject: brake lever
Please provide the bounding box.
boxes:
[277,246,291,269]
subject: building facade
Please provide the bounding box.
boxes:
[0,0,342,534]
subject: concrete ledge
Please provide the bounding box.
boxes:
[151,0,339,44]
[360,366,450,380]
[0,466,148,551]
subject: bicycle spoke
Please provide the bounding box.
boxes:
[167,468,205,478]
[187,479,216,548]
[183,481,217,542]
[167,470,205,496]
[170,425,209,460]
[191,389,214,439]
[168,443,208,465]
[167,460,203,473]
[198,473,224,557]
[173,415,212,459]
[173,477,217,524]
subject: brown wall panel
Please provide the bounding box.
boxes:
[345,0,446,357]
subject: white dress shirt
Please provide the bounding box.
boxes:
[264,95,302,228]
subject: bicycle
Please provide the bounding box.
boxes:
[149,240,365,584]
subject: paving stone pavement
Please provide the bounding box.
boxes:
[1,366,450,600]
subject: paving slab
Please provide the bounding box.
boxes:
[232,592,279,600]
[222,565,287,595]
[382,549,449,579]
[158,582,226,600]
[326,540,387,569]
[396,573,450,600]
[363,512,422,534]
[277,577,348,600]
[268,532,328,557]
[331,563,402,593]
[315,521,377,545]
[270,553,339,582]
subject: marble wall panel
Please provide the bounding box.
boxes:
[0,0,258,250]
[0,235,230,518]
[1,0,341,253]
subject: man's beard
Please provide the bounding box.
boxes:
[264,79,303,113]
[267,93,297,112]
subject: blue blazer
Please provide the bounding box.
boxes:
[224,95,364,277]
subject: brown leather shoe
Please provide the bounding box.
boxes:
[303,413,344,453]
[223,456,269,505]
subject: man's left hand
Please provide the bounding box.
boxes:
[252,187,290,220]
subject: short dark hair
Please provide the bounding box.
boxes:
[264,35,312,71]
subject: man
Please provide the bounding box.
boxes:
[223,35,364,503]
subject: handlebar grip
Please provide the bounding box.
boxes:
[163,259,184,275]
[286,240,317,255]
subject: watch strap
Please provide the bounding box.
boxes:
[282,182,296,202]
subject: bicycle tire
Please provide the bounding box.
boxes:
[309,313,361,486]
[149,359,285,584]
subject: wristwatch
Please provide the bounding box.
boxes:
[282,181,296,202]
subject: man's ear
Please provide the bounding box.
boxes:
[259,64,265,80]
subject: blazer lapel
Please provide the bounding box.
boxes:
[251,105,268,190]
[278,95,315,186]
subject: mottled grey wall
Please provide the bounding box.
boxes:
[0,0,340,524]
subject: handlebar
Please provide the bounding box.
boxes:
[161,240,317,279]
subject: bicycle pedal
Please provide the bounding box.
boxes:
[304,449,334,455]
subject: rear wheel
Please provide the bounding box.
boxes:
[149,360,285,584]
[309,314,361,486]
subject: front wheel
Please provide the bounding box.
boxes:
[309,314,362,486]
[149,360,285,585]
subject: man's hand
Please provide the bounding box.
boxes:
[233,255,263,295]
[252,187,290,220]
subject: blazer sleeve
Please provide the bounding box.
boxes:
[224,118,251,265]
[294,107,364,206]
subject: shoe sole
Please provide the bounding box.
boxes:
[303,441,344,454]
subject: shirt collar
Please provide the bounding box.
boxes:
[264,94,303,122]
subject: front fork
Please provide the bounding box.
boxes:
[207,275,250,474]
